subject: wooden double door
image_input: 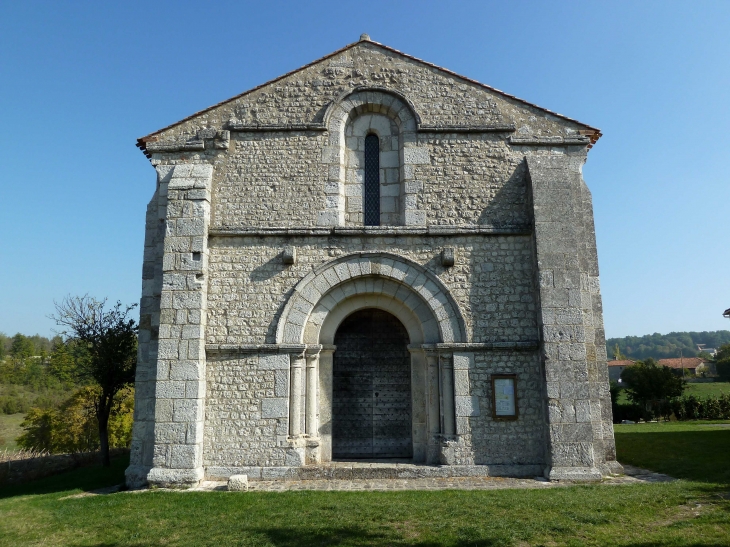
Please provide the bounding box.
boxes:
[332,309,412,459]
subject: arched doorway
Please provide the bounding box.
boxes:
[332,309,412,459]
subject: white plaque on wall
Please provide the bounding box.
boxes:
[492,375,518,419]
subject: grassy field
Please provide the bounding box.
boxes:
[0,421,729,546]
[0,413,25,451]
[684,381,730,398]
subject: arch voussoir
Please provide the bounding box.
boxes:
[275,253,467,345]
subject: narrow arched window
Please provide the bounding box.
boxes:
[363,134,380,226]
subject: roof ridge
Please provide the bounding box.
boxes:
[137,38,601,151]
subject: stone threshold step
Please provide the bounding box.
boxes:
[206,463,544,482]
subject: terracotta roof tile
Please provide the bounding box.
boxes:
[657,358,705,369]
[607,360,635,367]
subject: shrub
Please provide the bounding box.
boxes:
[670,393,730,420]
[17,386,134,453]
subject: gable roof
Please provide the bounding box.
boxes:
[607,360,635,367]
[657,358,706,370]
[137,37,601,155]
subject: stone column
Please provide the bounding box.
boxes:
[128,162,214,489]
[439,352,456,437]
[318,346,335,461]
[305,347,319,437]
[289,353,305,437]
[527,154,605,481]
[408,347,428,463]
[425,349,441,464]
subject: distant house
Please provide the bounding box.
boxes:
[607,360,635,382]
[657,357,707,376]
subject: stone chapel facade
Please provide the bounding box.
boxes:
[125,36,622,488]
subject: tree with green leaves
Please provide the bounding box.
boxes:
[621,358,686,420]
[715,343,730,381]
[10,333,35,359]
[51,295,137,466]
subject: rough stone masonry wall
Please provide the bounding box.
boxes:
[212,133,327,228]
[204,354,291,469]
[209,133,529,229]
[526,153,619,479]
[148,42,587,148]
[467,352,545,465]
[205,236,538,346]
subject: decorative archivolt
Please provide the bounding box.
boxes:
[275,252,467,345]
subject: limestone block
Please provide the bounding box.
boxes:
[185,380,205,398]
[259,354,289,370]
[146,467,204,488]
[575,399,592,423]
[189,164,213,179]
[380,151,399,168]
[274,369,289,397]
[168,177,197,190]
[262,398,288,418]
[452,352,474,370]
[156,380,186,399]
[173,399,202,423]
[170,444,200,469]
[316,210,341,226]
[404,180,423,194]
[455,395,480,417]
[403,147,430,164]
[380,183,400,197]
[154,423,187,444]
[154,399,174,422]
[404,210,426,226]
[453,369,470,396]
[227,474,248,491]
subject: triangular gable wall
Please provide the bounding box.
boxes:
[138,39,600,156]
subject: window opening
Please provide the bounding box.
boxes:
[363,134,380,226]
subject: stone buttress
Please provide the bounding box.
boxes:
[126,164,213,488]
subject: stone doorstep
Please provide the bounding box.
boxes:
[183,471,672,493]
[205,463,546,482]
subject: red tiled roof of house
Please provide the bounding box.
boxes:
[657,357,705,370]
[607,360,635,367]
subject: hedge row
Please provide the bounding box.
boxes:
[613,394,730,423]
[670,394,730,420]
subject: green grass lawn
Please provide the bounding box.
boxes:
[0,422,729,546]
[0,413,25,451]
[684,382,730,398]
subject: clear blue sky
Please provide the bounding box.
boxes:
[1,1,728,339]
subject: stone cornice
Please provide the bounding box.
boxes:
[418,124,515,133]
[420,341,540,352]
[206,344,311,356]
[224,121,516,134]
[509,135,591,146]
[206,341,540,356]
[209,224,532,238]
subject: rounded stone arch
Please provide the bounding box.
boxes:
[322,86,422,129]
[318,88,427,227]
[275,252,467,345]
